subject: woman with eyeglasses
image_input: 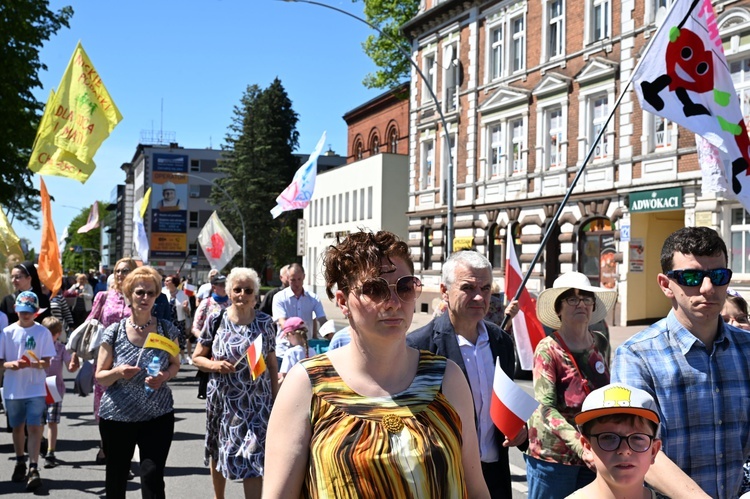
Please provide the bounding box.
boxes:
[95,265,180,499]
[524,272,617,499]
[86,257,137,464]
[192,267,278,499]
[264,230,490,498]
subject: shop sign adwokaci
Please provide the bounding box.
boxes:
[629,188,682,213]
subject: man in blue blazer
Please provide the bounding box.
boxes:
[407,250,526,499]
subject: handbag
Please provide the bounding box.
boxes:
[66,319,105,361]
[74,360,95,397]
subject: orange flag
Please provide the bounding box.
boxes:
[38,179,63,295]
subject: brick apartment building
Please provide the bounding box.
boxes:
[401,0,750,324]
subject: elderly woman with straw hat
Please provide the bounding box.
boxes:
[523,272,617,499]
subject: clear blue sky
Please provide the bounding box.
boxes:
[14,0,383,251]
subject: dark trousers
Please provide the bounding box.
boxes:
[482,459,512,499]
[99,412,174,499]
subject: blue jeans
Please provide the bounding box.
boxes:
[524,454,596,499]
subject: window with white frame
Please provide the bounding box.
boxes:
[511,16,525,73]
[591,95,609,159]
[423,53,437,105]
[490,25,504,81]
[547,107,564,168]
[489,124,503,178]
[548,0,564,59]
[731,207,750,274]
[511,119,525,174]
[731,57,750,123]
[591,0,611,42]
[421,139,435,189]
[653,114,671,149]
[444,43,459,112]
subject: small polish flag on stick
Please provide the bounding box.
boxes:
[490,358,539,439]
[45,376,62,404]
[235,334,266,380]
[183,283,196,297]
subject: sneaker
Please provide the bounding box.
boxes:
[26,468,41,491]
[11,461,26,482]
[44,454,58,469]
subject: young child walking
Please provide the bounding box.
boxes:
[0,292,56,491]
[40,316,79,468]
[568,382,662,499]
[278,317,316,384]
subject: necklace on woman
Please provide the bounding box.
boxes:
[128,317,152,333]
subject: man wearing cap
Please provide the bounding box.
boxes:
[0,291,55,491]
[196,269,219,306]
[407,251,523,498]
[272,264,326,360]
[612,226,750,499]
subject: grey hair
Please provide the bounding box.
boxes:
[226,267,260,294]
[442,251,492,288]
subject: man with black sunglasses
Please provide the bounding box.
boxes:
[612,226,750,499]
[407,250,525,499]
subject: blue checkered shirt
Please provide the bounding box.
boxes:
[612,310,750,499]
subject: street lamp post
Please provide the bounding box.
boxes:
[282,0,456,256]
[175,172,247,267]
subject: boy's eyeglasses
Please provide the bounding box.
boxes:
[353,275,423,304]
[590,432,655,453]
[133,289,157,297]
[564,296,595,307]
[666,268,732,287]
[233,287,254,295]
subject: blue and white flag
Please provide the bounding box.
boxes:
[270,131,326,219]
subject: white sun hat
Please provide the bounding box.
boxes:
[536,272,617,330]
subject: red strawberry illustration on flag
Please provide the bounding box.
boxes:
[198,212,241,271]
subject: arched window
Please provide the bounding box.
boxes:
[388,126,399,153]
[488,224,504,269]
[372,136,380,155]
[353,138,364,161]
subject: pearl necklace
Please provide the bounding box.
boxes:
[128,317,152,333]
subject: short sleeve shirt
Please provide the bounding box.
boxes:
[0,323,56,399]
[98,318,179,422]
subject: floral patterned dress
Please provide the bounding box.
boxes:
[199,310,275,480]
[526,332,610,465]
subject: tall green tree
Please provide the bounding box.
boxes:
[353,0,419,89]
[0,2,73,227]
[214,78,300,279]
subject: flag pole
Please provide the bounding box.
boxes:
[500,74,636,330]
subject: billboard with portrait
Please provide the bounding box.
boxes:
[150,154,188,258]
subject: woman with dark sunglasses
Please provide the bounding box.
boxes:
[264,230,490,498]
[86,257,137,465]
[95,265,180,498]
[193,267,278,499]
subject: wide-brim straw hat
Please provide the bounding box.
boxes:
[536,272,617,330]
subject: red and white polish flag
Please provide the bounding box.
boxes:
[505,232,546,370]
[490,358,539,439]
[45,376,62,404]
